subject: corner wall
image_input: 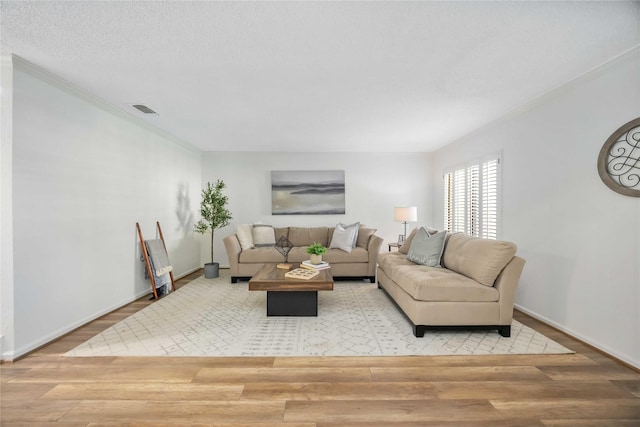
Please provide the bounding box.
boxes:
[201,151,434,266]
[1,56,15,357]
[431,48,640,368]
[5,57,202,359]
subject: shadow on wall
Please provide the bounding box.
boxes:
[176,183,194,236]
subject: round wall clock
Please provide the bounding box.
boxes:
[597,117,640,197]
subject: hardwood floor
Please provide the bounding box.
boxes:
[2,270,638,426]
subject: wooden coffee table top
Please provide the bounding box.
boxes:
[248,264,334,292]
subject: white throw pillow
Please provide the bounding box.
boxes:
[339,222,360,248]
[236,224,254,250]
[330,223,358,253]
[252,224,276,247]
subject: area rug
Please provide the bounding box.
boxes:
[65,270,572,357]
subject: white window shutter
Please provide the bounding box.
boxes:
[444,156,500,239]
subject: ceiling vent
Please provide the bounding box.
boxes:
[132,104,158,114]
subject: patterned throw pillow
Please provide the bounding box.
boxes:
[406,228,447,267]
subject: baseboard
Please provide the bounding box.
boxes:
[0,335,8,361]
[3,267,206,361]
[179,266,230,276]
[5,287,152,362]
[175,266,203,279]
[514,303,639,370]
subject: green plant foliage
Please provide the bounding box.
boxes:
[306,242,327,255]
[194,180,232,264]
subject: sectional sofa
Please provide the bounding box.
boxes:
[223,225,383,283]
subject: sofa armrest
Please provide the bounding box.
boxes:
[223,234,242,277]
[367,234,384,276]
[494,255,526,324]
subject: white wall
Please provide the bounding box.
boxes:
[5,57,202,359]
[201,151,434,266]
[432,49,640,368]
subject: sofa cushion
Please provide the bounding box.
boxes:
[273,227,289,241]
[442,233,517,287]
[406,228,447,267]
[239,247,282,263]
[287,246,368,263]
[323,247,369,263]
[288,227,329,247]
[287,247,310,263]
[356,226,377,248]
[391,264,499,302]
[378,252,416,272]
[252,224,276,247]
[236,224,254,250]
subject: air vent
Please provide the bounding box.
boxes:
[132,104,158,114]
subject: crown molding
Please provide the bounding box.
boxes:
[9,55,201,155]
[441,45,640,150]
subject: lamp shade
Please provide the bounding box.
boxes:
[394,206,417,222]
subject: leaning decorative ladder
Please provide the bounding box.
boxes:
[136,221,176,299]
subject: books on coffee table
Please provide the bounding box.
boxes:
[276,263,293,270]
[301,260,330,270]
[284,267,320,280]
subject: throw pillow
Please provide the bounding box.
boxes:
[339,222,360,248]
[399,226,438,254]
[252,224,276,247]
[329,223,359,253]
[406,228,447,267]
[236,224,254,250]
[356,226,377,248]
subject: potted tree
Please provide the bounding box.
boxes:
[194,179,232,278]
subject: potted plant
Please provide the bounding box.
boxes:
[306,242,327,265]
[194,179,232,278]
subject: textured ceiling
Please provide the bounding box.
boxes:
[1,1,639,152]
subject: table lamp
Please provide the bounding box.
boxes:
[394,206,417,244]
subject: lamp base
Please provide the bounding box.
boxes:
[398,234,406,245]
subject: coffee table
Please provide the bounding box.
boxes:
[248,264,334,316]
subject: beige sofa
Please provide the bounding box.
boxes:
[223,225,383,283]
[377,230,525,337]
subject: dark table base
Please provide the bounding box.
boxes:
[267,291,318,316]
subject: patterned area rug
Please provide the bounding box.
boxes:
[66,270,572,357]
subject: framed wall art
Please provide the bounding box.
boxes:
[271,170,345,215]
[597,117,640,197]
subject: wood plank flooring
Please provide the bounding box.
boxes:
[2,270,638,426]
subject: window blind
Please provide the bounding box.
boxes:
[443,156,500,239]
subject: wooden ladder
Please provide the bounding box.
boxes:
[136,221,176,299]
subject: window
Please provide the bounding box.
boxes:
[444,155,500,239]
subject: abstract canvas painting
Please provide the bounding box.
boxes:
[271,170,345,215]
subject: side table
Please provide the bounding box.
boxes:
[388,242,402,252]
